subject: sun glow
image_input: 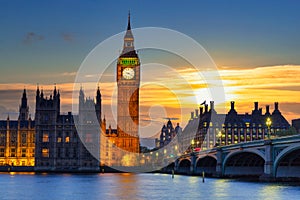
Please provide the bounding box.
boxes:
[0,65,299,124]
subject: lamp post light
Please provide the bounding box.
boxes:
[217,131,222,146]
[266,117,272,140]
[191,139,195,152]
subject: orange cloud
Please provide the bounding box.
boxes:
[0,64,299,126]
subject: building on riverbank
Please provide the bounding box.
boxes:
[34,86,100,172]
[155,119,182,148]
[0,89,35,167]
[292,118,300,134]
[184,101,290,151]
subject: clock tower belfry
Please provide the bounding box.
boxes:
[116,12,140,153]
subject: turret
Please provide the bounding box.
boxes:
[53,84,57,98]
[79,86,85,113]
[35,85,60,124]
[101,116,106,135]
[19,88,29,120]
[36,85,40,105]
[95,86,102,123]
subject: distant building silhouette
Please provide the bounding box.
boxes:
[156,119,182,148]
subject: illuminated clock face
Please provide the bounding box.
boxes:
[122,67,135,79]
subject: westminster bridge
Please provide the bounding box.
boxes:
[164,135,300,180]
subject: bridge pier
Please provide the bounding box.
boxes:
[260,140,275,181]
[190,153,196,175]
[215,148,223,177]
[174,159,179,172]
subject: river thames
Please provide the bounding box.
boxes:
[0,173,300,200]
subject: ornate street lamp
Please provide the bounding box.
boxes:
[191,139,195,152]
[217,131,222,146]
[266,117,272,140]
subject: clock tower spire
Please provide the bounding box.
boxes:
[116,13,140,155]
[122,11,135,56]
[127,11,131,30]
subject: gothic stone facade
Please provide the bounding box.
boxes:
[34,87,100,171]
[0,89,35,167]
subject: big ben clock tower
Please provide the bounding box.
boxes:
[116,12,140,153]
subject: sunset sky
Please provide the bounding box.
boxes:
[0,1,300,137]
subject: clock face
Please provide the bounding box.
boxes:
[126,42,132,47]
[122,67,135,79]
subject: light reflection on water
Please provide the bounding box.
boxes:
[0,173,299,200]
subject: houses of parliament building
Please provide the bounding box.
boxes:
[0,13,141,171]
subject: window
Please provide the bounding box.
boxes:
[57,137,62,143]
[0,148,4,157]
[42,148,49,158]
[32,134,35,143]
[10,148,16,157]
[21,149,26,157]
[65,136,70,143]
[10,132,17,146]
[0,133,5,146]
[21,132,27,146]
[42,132,49,142]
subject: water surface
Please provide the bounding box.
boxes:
[0,173,299,200]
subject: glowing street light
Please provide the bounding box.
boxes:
[266,117,272,140]
[191,139,195,152]
[217,131,222,146]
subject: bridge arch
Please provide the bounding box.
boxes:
[195,155,217,175]
[177,158,191,174]
[274,144,300,178]
[223,150,265,177]
[196,154,217,163]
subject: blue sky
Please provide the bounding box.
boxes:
[0,0,300,123]
[1,0,300,84]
